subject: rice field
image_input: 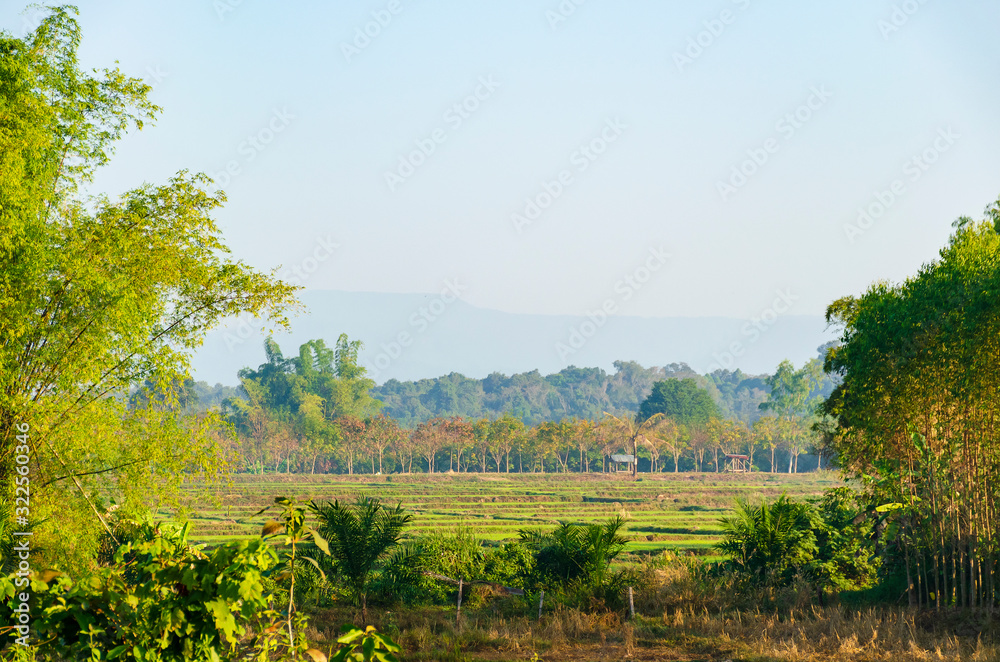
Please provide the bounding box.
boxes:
[168,470,843,556]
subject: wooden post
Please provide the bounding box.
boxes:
[628,586,635,619]
[537,590,545,621]
[457,578,463,620]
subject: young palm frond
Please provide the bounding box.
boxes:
[310,496,412,617]
[520,515,629,587]
[715,493,816,588]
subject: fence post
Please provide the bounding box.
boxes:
[537,590,545,621]
[628,586,635,619]
[457,578,463,620]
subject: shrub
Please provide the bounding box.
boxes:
[0,521,306,661]
[715,489,878,605]
[520,516,639,611]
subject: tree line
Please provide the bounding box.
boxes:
[214,337,834,476]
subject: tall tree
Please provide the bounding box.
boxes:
[363,413,403,474]
[0,8,296,562]
[637,378,720,428]
[487,415,524,473]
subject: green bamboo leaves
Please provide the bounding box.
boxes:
[823,207,1000,609]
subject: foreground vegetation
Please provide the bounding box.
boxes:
[4,489,998,661]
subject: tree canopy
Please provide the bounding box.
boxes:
[0,7,297,565]
[637,378,720,426]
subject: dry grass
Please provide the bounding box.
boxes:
[658,604,999,662]
[298,535,998,661]
[303,600,999,662]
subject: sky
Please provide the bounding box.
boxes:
[5,1,1000,348]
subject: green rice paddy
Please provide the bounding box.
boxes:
[167,470,842,556]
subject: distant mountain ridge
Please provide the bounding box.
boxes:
[189,290,835,387]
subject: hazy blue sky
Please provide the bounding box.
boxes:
[6,1,999,326]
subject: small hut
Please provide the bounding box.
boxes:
[610,454,636,473]
[724,453,751,473]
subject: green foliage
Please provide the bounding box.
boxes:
[705,369,770,424]
[0,522,306,661]
[0,5,297,568]
[520,516,636,609]
[637,378,720,426]
[310,496,413,614]
[373,362,712,427]
[407,531,534,605]
[228,335,380,473]
[805,488,879,596]
[0,499,42,574]
[824,205,1000,607]
[331,625,401,662]
[716,490,878,603]
[759,360,822,419]
[715,494,817,590]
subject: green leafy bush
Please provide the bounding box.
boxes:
[519,516,638,611]
[404,531,534,607]
[0,522,305,661]
[715,489,878,605]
